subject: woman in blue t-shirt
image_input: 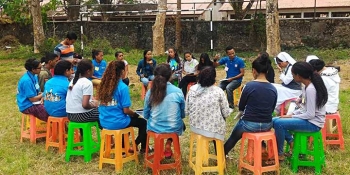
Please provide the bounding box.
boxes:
[166,47,183,85]
[99,60,148,153]
[91,49,107,86]
[224,55,277,157]
[43,60,73,117]
[144,63,185,158]
[136,50,157,87]
[16,58,49,122]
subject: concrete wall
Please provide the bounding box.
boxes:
[1,19,350,53]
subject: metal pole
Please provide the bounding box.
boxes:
[314,0,316,19]
[210,8,213,56]
[80,13,84,57]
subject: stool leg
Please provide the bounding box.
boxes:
[216,140,225,175]
[130,129,139,164]
[115,133,124,172]
[83,126,92,162]
[336,117,345,149]
[172,135,182,175]
[45,119,52,151]
[65,123,75,162]
[99,131,106,170]
[189,133,194,167]
[194,135,203,175]
[30,116,37,143]
[58,121,65,153]
[153,135,162,175]
[253,139,262,175]
[124,133,131,157]
[105,135,112,157]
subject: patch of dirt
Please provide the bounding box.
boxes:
[0,35,20,50]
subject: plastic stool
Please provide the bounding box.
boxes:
[233,84,243,106]
[322,112,344,149]
[280,98,298,116]
[65,121,101,162]
[144,131,181,175]
[141,81,153,100]
[187,82,196,92]
[20,114,47,143]
[45,116,69,153]
[189,132,225,175]
[238,131,279,175]
[290,131,325,174]
[99,127,139,172]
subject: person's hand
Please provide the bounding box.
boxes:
[183,71,187,75]
[281,114,292,118]
[214,54,220,62]
[140,74,144,78]
[91,100,99,108]
[133,112,140,118]
[227,78,234,82]
[277,65,282,72]
[148,60,153,64]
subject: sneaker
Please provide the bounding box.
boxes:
[229,104,235,109]
[139,147,154,154]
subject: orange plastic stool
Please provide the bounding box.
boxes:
[20,114,47,143]
[141,81,153,100]
[280,98,298,116]
[189,132,225,175]
[45,116,69,153]
[233,84,243,106]
[321,112,345,149]
[187,82,196,92]
[238,131,280,175]
[99,127,139,172]
[144,131,181,175]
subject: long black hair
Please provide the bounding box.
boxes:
[253,53,270,74]
[92,49,102,60]
[198,53,213,71]
[149,64,172,107]
[143,49,151,67]
[292,61,328,108]
[309,59,325,72]
[167,47,180,64]
[69,59,93,90]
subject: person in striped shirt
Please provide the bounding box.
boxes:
[54,32,77,62]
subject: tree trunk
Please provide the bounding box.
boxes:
[100,0,113,21]
[152,0,167,56]
[266,0,280,57]
[65,0,80,21]
[175,0,182,52]
[241,0,256,20]
[230,0,244,20]
[30,0,45,53]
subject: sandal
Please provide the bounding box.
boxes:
[164,150,173,159]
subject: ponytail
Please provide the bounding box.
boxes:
[310,72,328,108]
[149,64,172,107]
[69,59,93,90]
[69,68,80,90]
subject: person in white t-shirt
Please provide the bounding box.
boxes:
[178,52,199,97]
[66,59,100,126]
[115,51,130,86]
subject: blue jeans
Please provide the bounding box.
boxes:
[219,80,241,106]
[140,75,155,86]
[273,117,320,155]
[224,119,272,155]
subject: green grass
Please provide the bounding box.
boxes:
[0,49,350,174]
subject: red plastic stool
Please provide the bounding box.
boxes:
[187,82,196,92]
[144,131,181,175]
[280,98,298,116]
[45,116,69,153]
[321,112,345,149]
[238,131,280,175]
[141,81,153,100]
[20,114,47,143]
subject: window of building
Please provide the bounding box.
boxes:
[332,12,350,17]
[304,12,329,18]
[279,13,302,18]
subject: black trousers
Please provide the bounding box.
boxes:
[127,117,147,149]
[178,75,197,97]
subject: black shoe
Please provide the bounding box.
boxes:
[139,147,154,154]
[229,104,234,109]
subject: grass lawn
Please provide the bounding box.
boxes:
[0,51,350,174]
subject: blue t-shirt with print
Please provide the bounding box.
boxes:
[16,71,40,112]
[218,56,245,82]
[99,80,131,130]
[169,58,179,71]
[92,59,107,79]
[43,75,69,117]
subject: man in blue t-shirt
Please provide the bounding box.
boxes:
[214,46,245,109]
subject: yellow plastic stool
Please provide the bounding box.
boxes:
[189,132,225,175]
[99,127,139,172]
[233,84,243,106]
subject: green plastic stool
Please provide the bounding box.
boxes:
[173,79,178,87]
[288,131,325,174]
[65,121,101,162]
